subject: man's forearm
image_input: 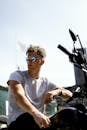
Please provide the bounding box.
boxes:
[14,92,40,117]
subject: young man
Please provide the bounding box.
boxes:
[7,45,72,130]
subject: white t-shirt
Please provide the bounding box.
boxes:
[7,70,57,125]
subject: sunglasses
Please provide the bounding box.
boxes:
[26,57,41,62]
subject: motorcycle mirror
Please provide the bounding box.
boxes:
[69,29,77,42]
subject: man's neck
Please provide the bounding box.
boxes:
[28,69,40,79]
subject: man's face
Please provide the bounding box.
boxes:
[26,52,44,70]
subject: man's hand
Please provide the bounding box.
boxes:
[43,90,58,104]
[33,112,51,128]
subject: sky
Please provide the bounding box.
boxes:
[0,0,87,87]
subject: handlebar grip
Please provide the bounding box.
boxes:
[58,44,72,56]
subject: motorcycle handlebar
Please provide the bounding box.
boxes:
[57,44,86,65]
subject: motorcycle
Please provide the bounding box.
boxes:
[51,29,87,130]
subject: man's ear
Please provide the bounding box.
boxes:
[39,59,45,65]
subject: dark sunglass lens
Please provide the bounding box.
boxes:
[31,57,36,62]
[26,57,36,62]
